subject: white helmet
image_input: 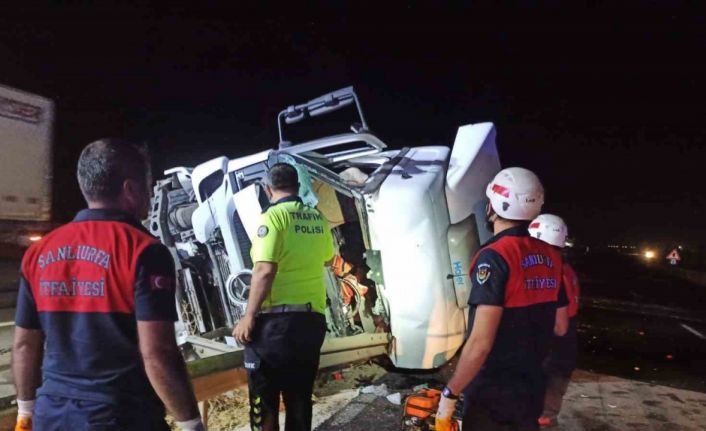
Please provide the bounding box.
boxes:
[485,167,544,221]
[529,214,568,248]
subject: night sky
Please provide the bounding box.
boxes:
[1,5,704,246]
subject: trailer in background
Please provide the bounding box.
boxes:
[0,84,54,247]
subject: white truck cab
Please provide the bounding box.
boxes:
[149,87,500,369]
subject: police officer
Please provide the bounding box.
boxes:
[528,214,581,428]
[233,163,334,431]
[436,167,569,431]
[12,139,203,431]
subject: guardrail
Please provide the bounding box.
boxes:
[186,332,390,401]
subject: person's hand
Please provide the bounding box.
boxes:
[233,314,256,345]
[435,394,458,431]
[15,399,34,431]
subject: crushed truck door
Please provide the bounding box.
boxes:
[445,123,501,308]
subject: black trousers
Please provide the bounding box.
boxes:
[462,364,545,430]
[244,312,327,431]
[542,318,578,420]
[463,402,539,431]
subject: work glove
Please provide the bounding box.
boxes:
[435,394,458,431]
[176,417,205,431]
[15,399,34,431]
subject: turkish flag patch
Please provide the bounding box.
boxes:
[149,275,175,291]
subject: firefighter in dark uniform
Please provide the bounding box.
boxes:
[437,167,570,431]
[233,163,334,431]
[528,214,581,428]
[12,139,203,431]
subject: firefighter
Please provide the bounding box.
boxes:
[436,167,569,431]
[528,214,580,427]
[233,163,334,431]
[12,139,202,431]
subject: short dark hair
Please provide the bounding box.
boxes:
[267,163,299,192]
[77,138,150,202]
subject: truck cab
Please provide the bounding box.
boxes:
[149,87,501,369]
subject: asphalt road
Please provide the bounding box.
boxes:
[574,252,706,393]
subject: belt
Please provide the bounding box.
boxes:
[259,303,313,314]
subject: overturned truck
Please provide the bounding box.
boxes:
[148,87,501,371]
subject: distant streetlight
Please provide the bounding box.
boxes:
[644,250,656,259]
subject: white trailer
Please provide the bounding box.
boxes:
[0,84,54,246]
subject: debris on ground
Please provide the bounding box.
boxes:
[314,362,387,397]
[232,389,359,431]
[168,362,389,430]
[203,390,251,430]
[317,369,706,430]
[360,383,389,397]
[167,389,251,430]
[385,393,402,405]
